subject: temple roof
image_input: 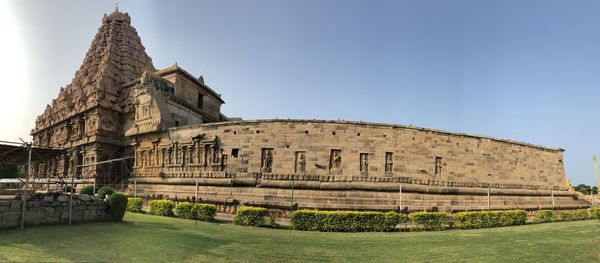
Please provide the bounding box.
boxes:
[33,10,156,133]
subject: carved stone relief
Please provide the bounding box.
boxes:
[261,148,273,173]
[295,151,306,173]
[385,152,393,175]
[360,153,369,174]
[329,149,342,175]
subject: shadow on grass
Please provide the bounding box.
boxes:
[0,218,233,262]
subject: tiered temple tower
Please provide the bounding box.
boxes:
[31,10,226,185]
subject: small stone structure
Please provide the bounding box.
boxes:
[0,193,108,229]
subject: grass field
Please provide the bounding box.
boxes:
[0,213,599,262]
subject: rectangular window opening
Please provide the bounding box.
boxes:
[197,93,204,109]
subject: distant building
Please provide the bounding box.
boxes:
[31,10,588,213]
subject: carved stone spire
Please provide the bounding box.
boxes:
[33,10,156,133]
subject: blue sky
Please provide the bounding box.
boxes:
[0,0,599,185]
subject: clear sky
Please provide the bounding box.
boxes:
[0,0,599,186]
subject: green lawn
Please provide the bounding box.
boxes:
[0,213,599,262]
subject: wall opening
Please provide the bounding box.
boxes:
[197,93,204,109]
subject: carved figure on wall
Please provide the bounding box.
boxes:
[261,148,273,173]
[360,153,368,173]
[329,149,342,174]
[211,145,219,164]
[385,152,393,174]
[295,151,306,173]
[167,148,173,165]
[221,153,227,171]
[174,144,181,164]
[188,146,194,164]
[149,149,154,166]
[202,144,209,167]
[142,151,148,167]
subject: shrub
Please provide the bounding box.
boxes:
[533,210,555,223]
[106,193,128,222]
[590,207,600,219]
[408,212,449,231]
[290,210,404,232]
[127,198,143,213]
[559,209,589,221]
[234,206,269,227]
[175,202,217,222]
[195,203,217,222]
[63,185,75,193]
[80,185,95,195]
[176,202,195,219]
[97,186,115,199]
[148,200,175,217]
[452,210,527,229]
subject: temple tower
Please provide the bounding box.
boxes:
[31,10,155,185]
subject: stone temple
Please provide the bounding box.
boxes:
[30,10,589,215]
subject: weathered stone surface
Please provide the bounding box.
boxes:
[0,193,108,229]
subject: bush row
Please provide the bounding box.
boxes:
[175,202,217,222]
[148,200,175,217]
[533,208,600,223]
[290,210,405,232]
[452,210,527,229]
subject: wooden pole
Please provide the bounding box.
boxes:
[20,143,33,230]
[69,153,75,225]
[551,190,555,210]
[594,154,599,197]
[195,178,198,201]
[134,179,137,198]
[487,187,491,210]
[399,183,403,213]
[289,174,295,235]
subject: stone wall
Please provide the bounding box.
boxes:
[133,119,568,189]
[128,119,589,213]
[0,193,108,229]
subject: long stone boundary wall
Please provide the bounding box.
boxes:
[128,119,589,213]
[0,193,108,229]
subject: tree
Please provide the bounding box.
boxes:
[0,164,21,178]
[573,184,598,195]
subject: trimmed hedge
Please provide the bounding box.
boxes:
[175,202,217,222]
[590,207,600,219]
[408,212,448,231]
[127,198,143,213]
[533,210,555,223]
[559,209,589,221]
[452,210,527,229]
[290,210,405,232]
[97,186,115,199]
[80,185,95,195]
[107,193,128,222]
[148,200,175,217]
[195,204,217,222]
[234,206,269,227]
[176,202,195,219]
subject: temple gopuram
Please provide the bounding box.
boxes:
[31,10,589,215]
